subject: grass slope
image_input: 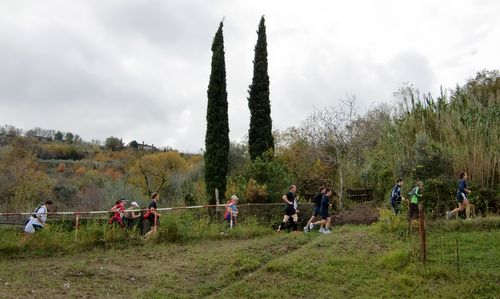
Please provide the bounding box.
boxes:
[0,219,498,298]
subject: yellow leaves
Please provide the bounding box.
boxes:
[57,163,66,173]
[245,179,268,203]
[128,151,189,194]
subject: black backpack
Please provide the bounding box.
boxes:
[24,206,42,225]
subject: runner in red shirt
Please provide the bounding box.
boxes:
[108,199,126,228]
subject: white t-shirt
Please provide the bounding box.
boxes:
[32,205,47,226]
[24,205,48,233]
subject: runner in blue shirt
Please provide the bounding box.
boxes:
[304,186,326,232]
[311,188,333,234]
[447,172,472,220]
[389,179,405,215]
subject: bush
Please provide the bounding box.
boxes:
[379,248,411,270]
[472,187,500,215]
[374,208,408,239]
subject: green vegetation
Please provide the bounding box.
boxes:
[248,16,274,161]
[1,71,498,216]
[205,21,230,205]
[0,217,498,298]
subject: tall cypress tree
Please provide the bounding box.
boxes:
[204,22,229,205]
[248,16,274,160]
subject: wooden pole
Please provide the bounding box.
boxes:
[418,205,426,263]
[230,209,233,229]
[75,213,80,241]
[215,188,219,213]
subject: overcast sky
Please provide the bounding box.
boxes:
[0,1,498,152]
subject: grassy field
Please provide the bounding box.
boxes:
[0,216,499,298]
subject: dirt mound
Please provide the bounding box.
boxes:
[332,201,380,225]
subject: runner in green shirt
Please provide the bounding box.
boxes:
[409,181,423,220]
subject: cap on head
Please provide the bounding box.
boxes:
[131,201,139,207]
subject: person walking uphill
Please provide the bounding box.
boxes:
[24,200,53,234]
[447,172,472,220]
[224,195,239,228]
[389,179,405,215]
[123,201,141,229]
[409,181,423,221]
[108,199,126,228]
[277,185,299,232]
[144,192,161,238]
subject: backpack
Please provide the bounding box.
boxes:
[24,206,42,226]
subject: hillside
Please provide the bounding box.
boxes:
[1,218,498,298]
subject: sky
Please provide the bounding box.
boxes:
[0,0,499,153]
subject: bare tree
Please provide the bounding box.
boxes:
[302,96,381,209]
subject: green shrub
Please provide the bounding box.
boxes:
[379,248,411,270]
[374,208,408,239]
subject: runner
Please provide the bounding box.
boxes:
[304,186,326,232]
[144,192,161,238]
[277,185,299,232]
[389,179,405,215]
[108,199,125,228]
[224,195,239,228]
[312,188,333,234]
[409,181,423,221]
[24,200,53,234]
[447,172,472,220]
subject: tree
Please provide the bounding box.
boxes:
[128,151,188,199]
[64,132,74,143]
[303,97,380,209]
[105,136,123,151]
[248,16,274,160]
[54,131,64,141]
[129,140,139,150]
[0,137,53,210]
[204,21,230,205]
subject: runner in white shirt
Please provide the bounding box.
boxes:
[24,200,53,234]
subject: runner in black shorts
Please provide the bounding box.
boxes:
[312,188,333,234]
[304,186,326,232]
[277,185,299,232]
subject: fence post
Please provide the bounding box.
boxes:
[75,213,80,241]
[215,188,219,214]
[418,205,426,264]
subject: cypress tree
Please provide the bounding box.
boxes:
[248,16,274,160]
[204,22,229,204]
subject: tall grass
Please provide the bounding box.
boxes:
[0,212,272,257]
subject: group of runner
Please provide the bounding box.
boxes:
[388,172,473,220]
[23,172,472,237]
[277,171,472,234]
[108,192,161,238]
[276,185,335,234]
